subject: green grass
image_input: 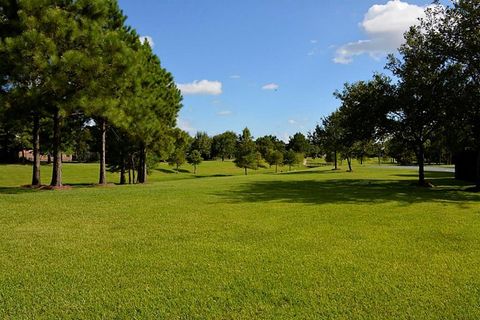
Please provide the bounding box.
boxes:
[0,160,303,188]
[0,162,479,319]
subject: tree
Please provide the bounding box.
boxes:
[81,2,136,186]
[187,150,203,174]
[168,149,186,172]
[191,132,212,160]
[311,113,343,170]
[1,0,133,187]
[334,75,394,172]
[1,0,46,186]
[265,149,283,173]
[211,131,236,161]
[287,132,309,154]
[429,0,480,188]
[124,43,183,184]
[283,150,300,171]
[256,135,285,161]
[234,128,257,175]
[386,25,452,186]
[167,128,191,172]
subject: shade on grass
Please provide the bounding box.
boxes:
[0,163,479,319]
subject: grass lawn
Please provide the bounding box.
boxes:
[0,162,479,319]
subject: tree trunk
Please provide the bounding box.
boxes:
[360,155,363,165]
[244,167,247,176]
[138,147,147,183]
[128,167,132,184]
[417,143,426,186]
[275,164,278,173]
[143,151,147,182]
[50,109,62,187]
[120,156,126,185]
[99,118,107,185]
[31,114,41,186]
[476,150,480,189]
[194,165,197,174]
[131,155,136,184]
[222,155,225,162]
[347,156,352,172]
[47,153,51,165]
[21,149,25,164]
[334,150,338,170]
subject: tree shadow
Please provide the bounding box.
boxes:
[194,174,233,179]
[281,169,341,175]
[155,168,177,174]
[392,172,454,179]
[0,183,107,194]
[156,168,191,174]
[214,177,479,206]
[0,187,39,195]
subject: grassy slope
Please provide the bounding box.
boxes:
[0,162,479,319]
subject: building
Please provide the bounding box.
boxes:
[18,150,73,163]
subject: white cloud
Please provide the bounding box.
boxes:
[287,118,306,129]
[262,83,279,91]
[229,75,241,79]
[177,80,223,95]
[140,36,154,48]
[217,110,232,116]
[310,40,318,44]
[178,118,195,135]
[334,0,429,64]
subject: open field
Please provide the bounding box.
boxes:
[1,162,479,319]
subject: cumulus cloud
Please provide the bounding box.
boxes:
[177,80,223,95]
[217,110,232,116]
[334,0,429,64]
[178,118,195,134]
[262,83,279,91]
[140,36,154,48]
[287,118,306,129]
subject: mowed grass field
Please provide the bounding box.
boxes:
[0,161,479,319]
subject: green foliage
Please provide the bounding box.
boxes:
[168,149,186,171]
[287,132,309,154]
[265,149,284,173]
[0,0,183,185]
[187,149,203,174]
[211,131,236,161]
[191,132,212,160]
[256,135,285,160]
[283,150,302,171]
[167,128,191,171]
[234,128,258,175]
[310,112,343,169]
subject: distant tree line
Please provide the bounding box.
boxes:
[164,128,309,175]
[309,1,480,188]
[0,0,182,187]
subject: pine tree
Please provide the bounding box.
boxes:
[234,128,257,175]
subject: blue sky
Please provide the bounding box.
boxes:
[118,0,437,141]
